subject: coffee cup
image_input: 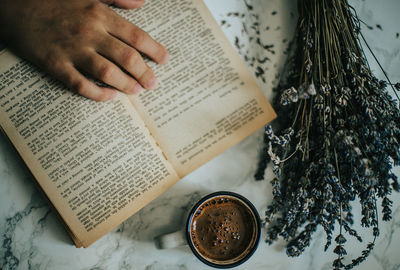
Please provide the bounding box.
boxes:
[155,191,261,268]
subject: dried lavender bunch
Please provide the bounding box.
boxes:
[257,0,400,269]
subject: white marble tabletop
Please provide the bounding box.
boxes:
[1,0,399,270]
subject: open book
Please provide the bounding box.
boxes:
[0,0,275,247]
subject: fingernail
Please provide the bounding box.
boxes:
[132,84,143,94]
[109,90,117,99]
[160,52,170,64]
[146,77,157,89]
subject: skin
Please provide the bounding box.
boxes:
[0,0,169,101]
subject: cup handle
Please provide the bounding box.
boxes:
[155,230,187,249]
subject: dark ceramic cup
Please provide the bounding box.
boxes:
[156,191,261,268]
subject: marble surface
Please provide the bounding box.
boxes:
[1,0,400,269]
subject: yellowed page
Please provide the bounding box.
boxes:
[0,50,179,247]
[119,0,276,177]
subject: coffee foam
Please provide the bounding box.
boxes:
[189,195,258,266]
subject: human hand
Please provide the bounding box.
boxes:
[100,0,145,9]
[0,0,169,101]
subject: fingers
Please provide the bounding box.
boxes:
[51,61,117,101]
[76,50,143,95]
[45,1,168,102]
[100,0,145,9]
[106,12,169,64]
[97,36,157,89]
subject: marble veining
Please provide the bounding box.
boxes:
[1,0,400,269]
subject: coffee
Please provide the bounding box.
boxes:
[188,195,259,266]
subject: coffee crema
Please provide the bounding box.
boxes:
[189,195,259,265]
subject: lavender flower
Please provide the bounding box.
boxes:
[255,0,400,269]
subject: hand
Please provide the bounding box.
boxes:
[0,0,169,101]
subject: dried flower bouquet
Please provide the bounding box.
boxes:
[255,0,400,268]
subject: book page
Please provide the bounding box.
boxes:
[0,50,179,247]
[119,0,276,176]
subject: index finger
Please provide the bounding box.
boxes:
[105,10,169,64]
